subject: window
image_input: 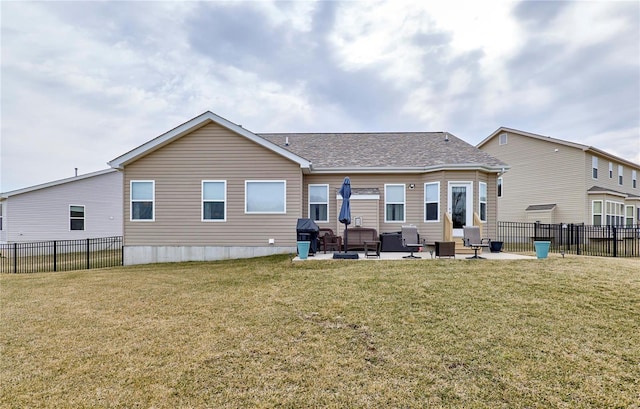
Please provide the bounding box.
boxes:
[70,205,85,230]
[618,165,624,185]
[499,133,507,145]
[592,156,598,179]
[592,201,602,226]
[0,203,4,231]
[605,200,624,226]
[479,182,488,222]
[625,205,634,226]
[131,181,154,221]
[633,170,637,189]
[497,177,503,198]
[309,184,328,222]
[424,182,440,222]
[245,181,286,214]
[202,181,226,221]
[385,184,405,222]
[609,162,613,178]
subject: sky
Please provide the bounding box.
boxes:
[1,0,639,192]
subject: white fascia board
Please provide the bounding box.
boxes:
[587,189,627,198]
[108,111,311,170]
[1,168,117,198]
[311,164,509,174]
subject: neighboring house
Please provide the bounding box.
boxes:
[108,111,508,265]
[0,169,123,243]
[477,127,640,226]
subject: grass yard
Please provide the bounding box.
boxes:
[1,256,638,408]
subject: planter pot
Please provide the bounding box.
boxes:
[490,241,504,253]
[297,241,311,260]
[534,241,551,259]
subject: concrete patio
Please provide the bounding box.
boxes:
[294,250,535,261]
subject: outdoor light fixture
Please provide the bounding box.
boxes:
[408,184,415,189]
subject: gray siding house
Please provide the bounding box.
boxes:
[109,111,508,265]
[477,127,640,226]
[0,169,123,243]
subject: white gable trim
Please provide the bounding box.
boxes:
[108,111,311,170]
[1,169,117,198]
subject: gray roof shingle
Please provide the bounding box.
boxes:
[259,132,508,170]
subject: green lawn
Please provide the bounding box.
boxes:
[1,256,638,408]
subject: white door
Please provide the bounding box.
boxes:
[448,182,473,237]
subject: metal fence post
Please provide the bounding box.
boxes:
[13,242,17,274]
[53,241,57,272]
[613,226,617,257]
[86,238,90,269]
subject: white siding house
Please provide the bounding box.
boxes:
[0,169,123,243]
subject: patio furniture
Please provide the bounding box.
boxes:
[462,226,491,259]
[364,240,381,258]
[320,230,342,253]
[401,225,423,259]
[435,241,455,258]
[342,227,378,251]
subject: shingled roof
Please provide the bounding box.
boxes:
[259,132,508,172]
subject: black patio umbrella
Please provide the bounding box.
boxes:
[338,177,352,252]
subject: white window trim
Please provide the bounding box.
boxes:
[69,204,85,231]
[609,162,613,178]
[605,200,624,226]
[384,183,406,223]
[308,184,329,223]
[499,133,507,145]
[130,180,155,222]
[497,177,503,198]
[592,200,603,226]
[625,205,634,226]
[202,180,227,222]
[424,182,440,222]
[592,156,598,180]
[0,202,3,231]
[632,170,637,189]
[245,180,287,214]
[479,182,488,223]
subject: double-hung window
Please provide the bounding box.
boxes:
[385,184,405,222]
[499,133,507,145]
[131,181,154,221]
[0,203,3,231]
[592,201,603,226]
[633,170,637,189]
[202,181,226,221]
[625,205,634,226]
[309,184,328,222]
[609,162,613,179]
[479,182,488,222]
[70,205,85,230]
[245,181,286,214]
[618,165,624,185]
[592,156,598,179]
[605,201,624,226]
[424,182,439,222]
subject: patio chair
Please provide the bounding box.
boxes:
[401,225,423,259]
[462,226,491,259]
[320,231,342,253]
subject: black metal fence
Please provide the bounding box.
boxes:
[497,222,640,257]
[0,236,123,274]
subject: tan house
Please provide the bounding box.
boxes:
[109,111,508,265]
[477,127,640,226]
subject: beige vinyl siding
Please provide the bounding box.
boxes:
[302,170,498,243]
[2,171,122,242]
[482,132,586,223]
[123,122,303,246]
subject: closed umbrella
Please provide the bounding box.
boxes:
[338,177,351,252]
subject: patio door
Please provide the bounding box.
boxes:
[448,182,473,237]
